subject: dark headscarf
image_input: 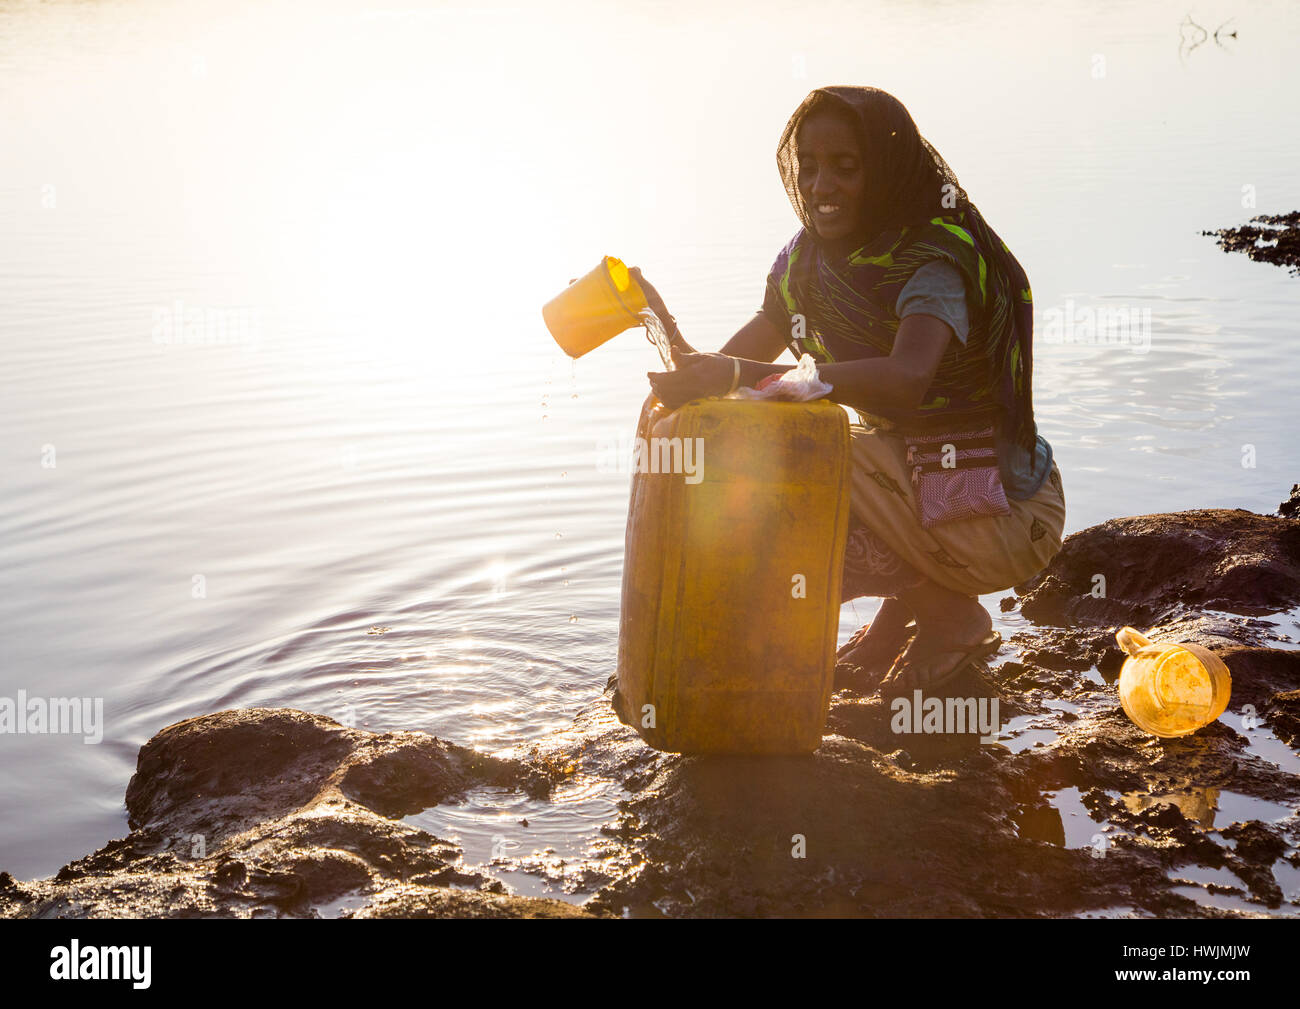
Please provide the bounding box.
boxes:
[771,86,1040,455]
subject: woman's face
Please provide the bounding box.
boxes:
[796,108,868,248]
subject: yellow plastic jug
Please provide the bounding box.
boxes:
[612,393,851,754]
[1115,626,1232,738]
[542,256,649,358]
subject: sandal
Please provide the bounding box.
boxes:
[880,631,1002,700]
[835,621,916,690]
[836,619,916,666]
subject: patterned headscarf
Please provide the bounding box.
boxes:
[769,86,1039,452]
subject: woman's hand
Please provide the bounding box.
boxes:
[628,266,697,355]
[648,346,736,409]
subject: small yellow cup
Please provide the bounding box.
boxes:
[542,256,649,358]
[1115,626,1232,738]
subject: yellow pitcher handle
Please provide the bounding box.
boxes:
[1116,626,1152,656]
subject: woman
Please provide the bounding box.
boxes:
[635,85,1065,696]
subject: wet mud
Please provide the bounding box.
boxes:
[4,489,1300,918]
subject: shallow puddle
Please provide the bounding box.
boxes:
[1054,786,1118,850]
[998,719,1059,753]
[310,891,373,918]
[1079,665,1108,687]
[1166,863,1264,914]
[995,695,1083,753]
[1272,858,1300,903]
[402,774,627,903]
[1015,786,1120,853]
[1019,781,1300,917]
[1218,708,1300,777]
[1164,861,1300,916]
[1200,604,1300,651]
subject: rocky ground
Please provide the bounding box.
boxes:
[1202,210,1300,276]
[4,486,1299,918]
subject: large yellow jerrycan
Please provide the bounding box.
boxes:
[612,393,851,754]
[1115,626,1232,738]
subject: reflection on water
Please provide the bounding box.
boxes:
[1015,786,1114,850]
[1,0,1299,883]
[1121,787,1295,829]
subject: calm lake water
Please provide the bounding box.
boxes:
[2,0,1298,895]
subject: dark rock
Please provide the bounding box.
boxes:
[344,888,592,918]
[1016,509,1300,627]
[1280,484,1300,520]
[1,708,602,919]
[1216,649,1300,709]
[1266,689,1300,746]
[1202,211,1300,277]
[1221,821,1288,865]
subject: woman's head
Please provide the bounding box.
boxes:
[778,87,967,254]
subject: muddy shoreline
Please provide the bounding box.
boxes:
[3,486,1299,918]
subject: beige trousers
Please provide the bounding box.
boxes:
[846,425,1066,597]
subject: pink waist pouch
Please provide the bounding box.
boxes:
[905,426,1011,529]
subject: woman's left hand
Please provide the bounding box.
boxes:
[648,346,736,409]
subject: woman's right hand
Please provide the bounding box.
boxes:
[648,346,736,410]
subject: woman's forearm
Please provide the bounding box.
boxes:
[818,358,931,413]
[731,355,923,413]
[737,314,952,411]
[719,312,789,363]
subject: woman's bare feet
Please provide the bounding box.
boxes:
[837,596,914,674]
[884,581,997,693]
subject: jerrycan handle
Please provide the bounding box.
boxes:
[1116,626,1152,656]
